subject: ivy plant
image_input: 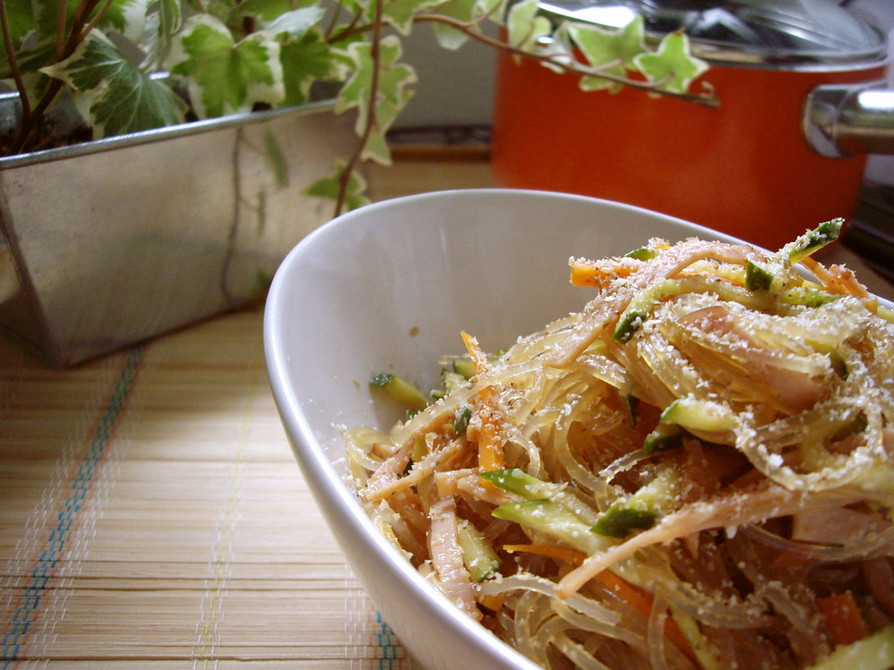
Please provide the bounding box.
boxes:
[0,0,715,213]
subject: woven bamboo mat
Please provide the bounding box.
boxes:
[0,152,495,670]
[0,309,421,668]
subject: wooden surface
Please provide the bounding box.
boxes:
[365,151,494,201]
[0,156,493,670]
[1,314,387,668]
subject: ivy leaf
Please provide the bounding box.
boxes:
[279,29,339,106]
[305,159,370,212]
[333,0,363,20]
[263,7,331,106]
[30,0,150,46]
[505,0,550,51]
[263,5,324,37]
[0,0,37,55]
[429,0,500,50]
[359,86,412,163]
[335,35,416,164]
[39,31,188,137]
[165,14,284,118]
[633,31,707,94]
[381,0,442,35]
[0,36,54,86]
[98,0,157,42]
[0,25,64,108]
[262,129,289,189]
[233,0,318,23]
[567,15,644,92]
[34,0,69,41]
[156,0,183,39]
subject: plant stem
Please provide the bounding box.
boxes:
[335,12,717,107]
[334,0,385,215]
[56,0,68,59]
[414,13,719,107]
[79,0,117,43]
[0,0,32,128]
[9,0,107,153]
[64,0,103,55]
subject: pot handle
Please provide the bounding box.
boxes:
[803,82,894,158]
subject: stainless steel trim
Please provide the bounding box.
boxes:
[803,82,894,158]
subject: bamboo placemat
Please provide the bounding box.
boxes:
[0,308,422,668]
[0,153,495,670]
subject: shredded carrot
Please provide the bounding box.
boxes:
[800,257,880,314]
[477,413,506,472]
[817,591,869,646]
[569,260,637,288]
[503,543,586,566]
[477,592,506,612]
[800,258,868,298]
[595,569,657,620]
[460,331,506,472]
[594,569,696,663]
[568,242,675,288]
[461,330,490,372]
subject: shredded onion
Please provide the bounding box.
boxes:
[348,233,894,669]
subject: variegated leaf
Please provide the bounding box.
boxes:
[335,35,416,164]
[505,0,550,51]
[165,14,284,118]
[633,31,707,94]
[305,158,370,211]
[568,15,644,91]
[280,29,340,107]
[39,31,188,137]
[380,0,442,36]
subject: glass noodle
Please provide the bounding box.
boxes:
[346,222,894,669]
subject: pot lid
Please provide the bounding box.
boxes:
[537,0,889,67]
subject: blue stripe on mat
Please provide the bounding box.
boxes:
[1,346,145,667]
[374,611,404,669]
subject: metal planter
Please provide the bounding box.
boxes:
[0,97,357,366]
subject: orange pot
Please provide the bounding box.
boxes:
[492,5,891,249]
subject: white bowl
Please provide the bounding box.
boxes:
[263,189,744,669]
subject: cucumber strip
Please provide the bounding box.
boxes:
[660,396,736,434]
[827,411,868,443]
[778,286,837,307]
[745,260,775,291]
[612,276,770,343]
[452,357,477,379]
[480,468,564,499]
[806,340,848,378]
[441,369,468,394]
[591,505,656,538]
[456,519,501,582]
[369,373,429,412]
[482,469,600,525]
[454,405,472,435]
[625,246,658,261]
[591,466,678,538]
[642,423,685,455]
[747,219,844,294]
[621,392,640,427]
[785,218,843,265]
[805,625,894,670]
[492,499,607,554]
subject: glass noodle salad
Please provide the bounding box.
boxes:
[346,220,894,670]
